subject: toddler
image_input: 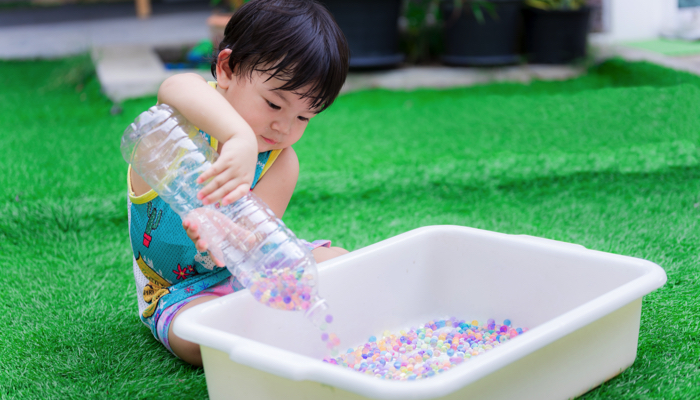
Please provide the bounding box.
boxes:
[126,0,350,366]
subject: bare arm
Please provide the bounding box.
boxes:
[252,147,299,218]
[158,73,258,206]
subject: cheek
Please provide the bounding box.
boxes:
[228,91,268,129]
[247,113,268,132]
[288,125,306,144]
[237,104,269,132]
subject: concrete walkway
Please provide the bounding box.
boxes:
[2,8,700,103]
[92,42,587,103]
[596,44,700,77]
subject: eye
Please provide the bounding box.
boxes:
[266,100,281,110]
[298,116,309,122]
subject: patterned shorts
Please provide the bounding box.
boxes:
[155,239,332,355]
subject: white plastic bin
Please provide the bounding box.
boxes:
[174,225,667,400]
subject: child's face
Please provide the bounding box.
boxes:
[217,57,319,153]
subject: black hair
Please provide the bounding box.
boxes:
[211,0,349,112]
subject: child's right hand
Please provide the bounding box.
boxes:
[196,137,258,207]
[157,73,258,208]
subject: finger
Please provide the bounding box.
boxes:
[196,239,208,253]
[192,207,253,264]
[221,184,250,206]
[199,169,254,204]
[202,179,246,206]
[211,253,225,267]
[226,224,258,250]
[198,172,235,204]
[186,223,200,241]
[188,230,200,244]
[203,209,254,247]
[198,237,225,267]
[198,178,223,203]
[196,163,223,185]
[200,208,255,245]
[197,169,230,201]
[187,219,198,232]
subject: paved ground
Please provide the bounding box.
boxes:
[2,5,699,103]
[596,44,700,77]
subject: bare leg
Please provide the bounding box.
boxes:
[168,295,219,366]
[312,246,349,263]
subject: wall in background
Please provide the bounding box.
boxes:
[592,0,700,43]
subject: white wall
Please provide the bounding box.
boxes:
[591,0,698,43]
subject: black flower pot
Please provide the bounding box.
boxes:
[322,0,404,68]
[523,7,591,64]
[440,0,524,66]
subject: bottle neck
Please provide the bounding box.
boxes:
[305,297,328,328]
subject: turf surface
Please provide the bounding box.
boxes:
[1,57,700,399]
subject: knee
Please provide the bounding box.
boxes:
[330,246,349,255]
[172,338,203,367]
[312,246,349,263]
[169,324,204,366]
[167,295,218,366]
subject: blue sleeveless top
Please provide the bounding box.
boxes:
[127,130,282,337]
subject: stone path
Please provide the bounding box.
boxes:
[93,42,587,103]
[597,44,700,76]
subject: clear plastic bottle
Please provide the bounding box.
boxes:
[121,104,335,334]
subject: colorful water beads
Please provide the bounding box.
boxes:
[323,317,527,381]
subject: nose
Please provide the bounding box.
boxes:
[271,116,292,136]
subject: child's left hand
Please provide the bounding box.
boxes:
[184,207,260,267]
[196,136,258,206]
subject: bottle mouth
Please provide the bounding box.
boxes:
[304,297,328,323]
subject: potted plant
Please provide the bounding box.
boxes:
[439,0,524,66]
[207,0,246,51]
[401,0,444,65]
[321,0,405,68]
[522,0,591,64]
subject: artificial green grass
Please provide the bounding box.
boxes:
[1,56,700,399]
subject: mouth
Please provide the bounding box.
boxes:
[261,136,277,145]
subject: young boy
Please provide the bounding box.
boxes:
[126,0,350,365]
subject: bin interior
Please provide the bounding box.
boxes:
[190,227,649,361]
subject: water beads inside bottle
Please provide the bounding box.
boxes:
[247,266,317,311]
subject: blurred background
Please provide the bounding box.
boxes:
[2,0,700,101]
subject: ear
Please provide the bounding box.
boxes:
[216,49,234,90]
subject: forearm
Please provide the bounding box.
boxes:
[157,73,255,146]
[158,73,258,205]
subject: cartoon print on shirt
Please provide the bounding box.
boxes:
[172,264,199,280]
[143,201,162,248]
[136,253,171,318]
[194,252,217,270]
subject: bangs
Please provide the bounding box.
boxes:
[212,0,349,112]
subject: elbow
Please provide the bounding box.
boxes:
[157,73,205,105]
